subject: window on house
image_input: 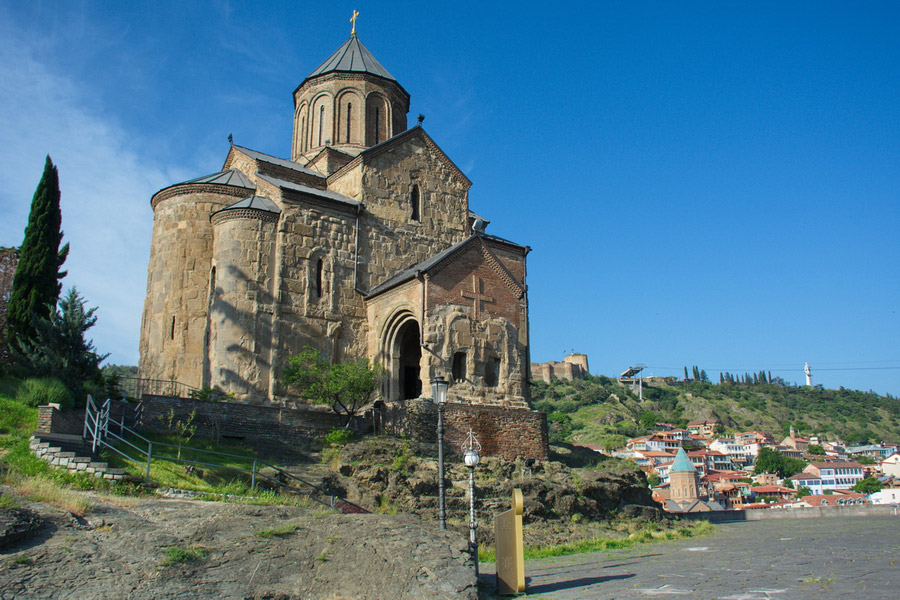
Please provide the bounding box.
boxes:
[484,358,499,387]
[315,259,324,298]
[452,352,466,383]
[410,184,420,221]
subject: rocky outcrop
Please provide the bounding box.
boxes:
[326,438,665,547]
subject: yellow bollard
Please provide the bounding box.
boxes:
[495,488,525,594]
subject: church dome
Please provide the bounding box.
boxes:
[291,34,410,163]
[305,35,398,84]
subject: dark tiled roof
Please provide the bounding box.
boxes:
[231,145,323,179]
[366,236,477,298]
[215,195,281,215]
[256,173,360,208]
[182,169,255,189]
[307,35,396,82]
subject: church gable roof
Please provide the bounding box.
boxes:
[306,35,397,82]
[328,126,472,190]
[225,145,326,186]
[366,235,525,301]
[256,173,360,209]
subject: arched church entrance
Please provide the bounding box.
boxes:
[381,310,422,401]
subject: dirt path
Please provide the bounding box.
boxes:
[1,496,476,600]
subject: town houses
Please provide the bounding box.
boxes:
[610,420,900,513]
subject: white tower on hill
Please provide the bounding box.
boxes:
[805,362,812,387]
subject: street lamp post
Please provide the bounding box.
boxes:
[431,375,449,529]
[463,428,482,577]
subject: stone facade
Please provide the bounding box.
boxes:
[138,31,546,456]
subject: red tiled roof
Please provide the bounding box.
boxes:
[751,485,796,494]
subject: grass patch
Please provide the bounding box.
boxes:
[256,523,301,538]
[478,520,714,562]
[0,493,21,509]
[160,545,209,566]
[12,475,94,515]
[8,555,32,566]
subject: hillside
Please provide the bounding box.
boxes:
[531,375,900,448]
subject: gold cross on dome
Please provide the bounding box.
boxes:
[461,275,494,319]
[350,10,360,35]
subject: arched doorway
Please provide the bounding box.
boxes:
[397,321,422,399]
[381,310,422,401]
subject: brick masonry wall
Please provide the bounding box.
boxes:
[36,405,86,436]
[383,399,548,460]
[139,395,360,443]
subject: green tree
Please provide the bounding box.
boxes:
[806,444,825,456]
[638,410,660,431]
[754,447,807,478]
[856,456,875,465]
[7,157,69,351]
[796,485,812,497]
[850,477,883,494]
[15,287,107,402]
[282,346,381,426]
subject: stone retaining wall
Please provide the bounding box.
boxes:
[679,504,900,523]
[36,405,85,436]
[382,398,548,460]
[137,395,361,443]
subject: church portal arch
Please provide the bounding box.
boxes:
[380,308,422,401]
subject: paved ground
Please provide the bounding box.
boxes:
[479,516,900,599]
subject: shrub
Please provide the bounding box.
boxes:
[16,377,73,409]
[324,427,355,446]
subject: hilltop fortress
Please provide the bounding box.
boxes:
[138,29,547,457]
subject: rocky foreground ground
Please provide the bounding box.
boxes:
[0,495,476,600]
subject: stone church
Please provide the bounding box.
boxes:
[139,28,547,455]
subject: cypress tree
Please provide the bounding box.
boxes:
[7,156,69,350]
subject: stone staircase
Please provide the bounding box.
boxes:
[29,434,127,481]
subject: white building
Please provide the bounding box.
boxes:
[789,461,865,495]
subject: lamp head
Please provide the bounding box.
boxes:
[464,448,480,468]
[431,375,448,405]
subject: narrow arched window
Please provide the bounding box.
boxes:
[170,316,176,340]
[301,116,306,152]
[410,184,420,221]
[346,103,352,143]
[316,259,324,298]
[318,105,325,146]
[374,107,380,144]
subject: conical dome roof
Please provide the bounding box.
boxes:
[670,447,695,473]
[306,35,396,82]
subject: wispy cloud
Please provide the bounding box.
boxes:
[0,30,188,365]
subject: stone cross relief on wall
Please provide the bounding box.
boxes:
[461,275,494,319]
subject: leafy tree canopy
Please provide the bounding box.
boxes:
[806,444,826,455]
[850,477,884,494]
[753,447,807,478]
[282,346,381,426]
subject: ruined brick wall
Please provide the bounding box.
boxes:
[382,399,548,460]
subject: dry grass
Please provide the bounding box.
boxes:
[12,475,94,515]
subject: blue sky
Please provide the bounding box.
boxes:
[1,2,898,395]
